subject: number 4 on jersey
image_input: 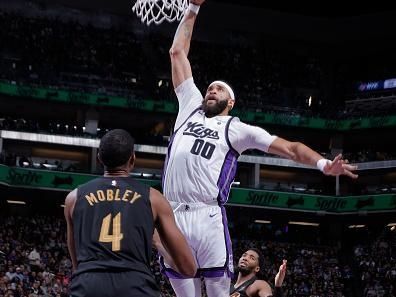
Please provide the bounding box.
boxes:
[99,212,124,252]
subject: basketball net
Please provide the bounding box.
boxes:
[132,0,188,25]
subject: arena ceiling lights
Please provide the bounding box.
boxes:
[348,225,366,229]
[254,220,271,224]
[6,200,26,205]
[387,223,396,231]
[288,221,319,227]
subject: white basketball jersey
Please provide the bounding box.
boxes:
[162,109,239,205]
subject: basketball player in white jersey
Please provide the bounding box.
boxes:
[160,1,358,296]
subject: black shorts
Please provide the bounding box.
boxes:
[70,270,160,297]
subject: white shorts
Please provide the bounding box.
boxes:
[161,201,234,279]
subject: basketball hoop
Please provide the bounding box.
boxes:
[132,0,188,26]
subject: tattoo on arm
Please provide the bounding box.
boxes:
[173,18,193,44]
[183,25,191,39]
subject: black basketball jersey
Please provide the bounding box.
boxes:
[230,276,257,297]
[72,176,154,277]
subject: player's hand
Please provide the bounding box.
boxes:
[190,0,205,5]
[323,154,358,179]
[275,260,287,287]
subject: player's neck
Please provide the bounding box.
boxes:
[218,109,230,117]
[104,168,130,177]
[235,272,256,287]
[205,108,230,118]
[205,112,228,118]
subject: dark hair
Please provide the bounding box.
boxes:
[248,248,265,278]
[99,129,135,168]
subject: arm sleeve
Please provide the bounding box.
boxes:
[174,78,203,131]
[228,118,277,155]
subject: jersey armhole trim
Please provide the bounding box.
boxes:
[173,107,201,133]
[225,117,239,156]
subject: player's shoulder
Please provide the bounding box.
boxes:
[65,188,78,206]
[175,78,202,96]
[149,187,168,205]
[229,116,241,124]
[253,279,272,290]
[66,188,78,198]
[149,187,162,198]
[228,116,253,130]
[247,279,272,297]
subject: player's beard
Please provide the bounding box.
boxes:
[202,98,228,118]
[237,266,253,276]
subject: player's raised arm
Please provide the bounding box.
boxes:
[169,0,205,88]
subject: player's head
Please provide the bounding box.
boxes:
[203,80,235,117]
[98,129,135,171]
[237,248,264,277]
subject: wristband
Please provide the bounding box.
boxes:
[188,3,200,14]
[316,158,330,173]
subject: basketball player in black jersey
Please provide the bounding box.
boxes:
[64,129,196,297]
[230,249,287,297]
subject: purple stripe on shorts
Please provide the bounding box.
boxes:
[164,268,198,279]
[194,206,234,279]
[201,207,234,278]
[201,269,227,278]
[159,256,200,279]
[163,268,200,279]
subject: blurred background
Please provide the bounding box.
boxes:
[0,1,395,296]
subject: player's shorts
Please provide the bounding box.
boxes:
[70,270,160,297]
[161,201,234,279]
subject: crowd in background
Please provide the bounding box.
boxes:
[1,10,396,118]
[0,5,396,297]
[0,215,394,297]
[0,11,147,99]
[0,11,319,111]
[0,216,70,297]
[354,230,396,297]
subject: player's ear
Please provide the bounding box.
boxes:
[129,153,136,168]
[228,99,235,111]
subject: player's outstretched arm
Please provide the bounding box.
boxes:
[150,188,197,277]
[170,0,205,88]
[268,137,358,178]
